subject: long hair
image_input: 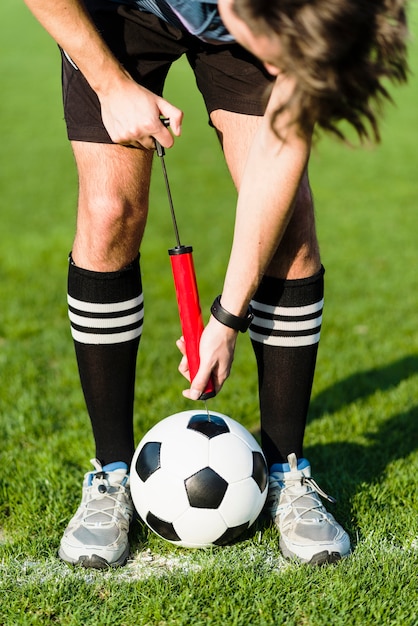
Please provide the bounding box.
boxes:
[232,0,409,142]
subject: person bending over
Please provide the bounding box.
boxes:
[23,0,408,567]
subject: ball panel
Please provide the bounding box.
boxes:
[185,467,228,508]
[146,512,181,542]
[174,508,227,547]
[135,441,161,481]
[252,451,268,493]
[133,469,190,522]
[218,479,267,527]
[187,413,230,438]
[160,428,210,478]
[221,416,263,452]
[208,433,253,482]
[213,523,249,546]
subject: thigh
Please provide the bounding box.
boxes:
[210,110,262,188]
[72,141,154,271]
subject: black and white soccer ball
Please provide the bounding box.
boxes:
[130,410,268,548]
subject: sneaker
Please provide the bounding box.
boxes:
[59,459,134,569]
[267,453,351,565]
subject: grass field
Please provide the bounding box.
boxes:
[1,1,417,624]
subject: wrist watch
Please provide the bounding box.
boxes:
[210,295,254,332]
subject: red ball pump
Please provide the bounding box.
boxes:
[154,134,215,400]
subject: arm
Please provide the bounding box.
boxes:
[221,78,310,316]
[23,0,182,148]
[181,75,311,398]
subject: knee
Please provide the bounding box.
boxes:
[91,193,145,232]
[74,192,148,270]
[82,194,146,243]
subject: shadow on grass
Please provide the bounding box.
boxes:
[309,354,418,420]
[304,356,418,542]
[307,402,418,481]
[304,403,418,543]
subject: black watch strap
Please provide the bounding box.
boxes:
[210,295,254,332]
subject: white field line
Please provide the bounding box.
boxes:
[2,536,416,586]
[0,545,289,587]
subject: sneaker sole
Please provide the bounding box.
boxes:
[280,537,350,565]
[307,550,344,566]
[58,545,130,569]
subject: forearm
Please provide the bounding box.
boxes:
[221,102,311,316]
[185,125,309,399]
[23,0,129,95]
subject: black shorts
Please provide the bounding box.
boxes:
[62,0,274,143]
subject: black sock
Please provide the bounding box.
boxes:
[250,267,324,467]
[67,255,143,466]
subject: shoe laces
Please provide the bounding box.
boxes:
[82,460,131,526]
[268,472,336,522]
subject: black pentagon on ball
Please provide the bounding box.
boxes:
[187,413,230,438]
[136,441,161,481]
[213,522,249,546]
[185,467,228,508]
[252,451,268,493]
[146,511,181,542]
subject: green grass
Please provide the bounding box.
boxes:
[1,1,418,624]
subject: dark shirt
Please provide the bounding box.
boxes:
[109,0,234,43]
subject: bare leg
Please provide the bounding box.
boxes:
[68,142,153,466]
[71,142,153,271]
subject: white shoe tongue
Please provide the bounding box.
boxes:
[89,469,126,496]
[93,467,126,481]
[284,466,311,483]
[105,468,127,484]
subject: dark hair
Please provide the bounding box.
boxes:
[232,0,409,142]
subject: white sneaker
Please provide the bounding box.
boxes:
[267,453,351,565]
[59,459,134,568]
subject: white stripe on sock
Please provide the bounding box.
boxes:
[68,294,144,345]
[251,314,322,333]
[249,297,323,347]
[67,293,143,313]
[249,329,321,347]
[250,298,324,317]
[68,308,144,330]
[70,326,143,345]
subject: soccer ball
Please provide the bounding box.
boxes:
[130,410,268,548]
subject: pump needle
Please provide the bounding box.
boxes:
[204,400,211,421]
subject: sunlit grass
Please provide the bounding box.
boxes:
[0,2,417,624]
